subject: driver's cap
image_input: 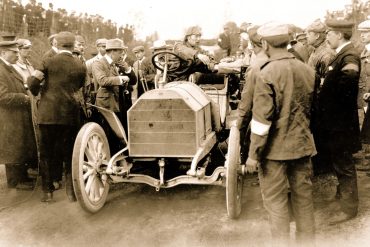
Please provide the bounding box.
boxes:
[185,26,202,37]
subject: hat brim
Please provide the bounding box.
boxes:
[106,46,127,51]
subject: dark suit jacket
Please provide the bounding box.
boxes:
[0,59,37,164]
[28,52,86,126]
[317,43,361,152]
[92,56,136,112]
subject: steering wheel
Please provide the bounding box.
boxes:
[152,51,193,75]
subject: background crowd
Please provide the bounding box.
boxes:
[0,0,135,44]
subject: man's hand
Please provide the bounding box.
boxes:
[86,109,92,118]
[197,54,210,65]
[245,157,259,174]
[364,93,370,102]
[119,76,130,85]
[32,70,44,81]
[116,60,131,73]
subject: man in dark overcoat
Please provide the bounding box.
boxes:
[0,41,37,189]
[28,32,86,202]
[316,20,361,224]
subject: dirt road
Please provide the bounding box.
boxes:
[1,166,370,247]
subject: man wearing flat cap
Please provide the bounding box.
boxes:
[236,25,268,164]
[358,20,370,150]
[315,19,361,224]
[74,35,86,62]
[132,45,156,102]
[92,38,137,133]
[245,21,316,244]
[0,41,37,191]
[86,38,108,102]
[173,26,215,81]
[306,20,336,175]
[27,31,87,203]
[306,20,335,81]
[13,39,34,82]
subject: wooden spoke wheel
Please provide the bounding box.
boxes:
[72,123,111,213]
[225,126,243,219]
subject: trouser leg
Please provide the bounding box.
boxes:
[258,160,290,244]
[287,157,315,245]
[39,125,56,193]
[332,151,359,216]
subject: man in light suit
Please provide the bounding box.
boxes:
[86,38,107,95]
[92,38,136,132]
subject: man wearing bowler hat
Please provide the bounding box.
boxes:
[92,38,136,132]
[316,19,361,224]
[245,22,316,245]
[27,31,87,202]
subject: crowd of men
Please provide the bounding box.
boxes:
[234,18,370,246]
[0,0,135,43]
[2,8,370,246]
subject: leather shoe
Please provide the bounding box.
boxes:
[41,192,54,203]
[329,211,356,225]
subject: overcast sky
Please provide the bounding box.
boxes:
[33,0,352,39]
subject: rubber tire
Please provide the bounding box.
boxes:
[72,122,110,213]
[226,126,243,219]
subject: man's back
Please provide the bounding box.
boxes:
[253,52,316,160]
[38,52,86,125]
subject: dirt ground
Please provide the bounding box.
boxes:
[1,156,370,247]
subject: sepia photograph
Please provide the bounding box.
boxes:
[1,0,370,246]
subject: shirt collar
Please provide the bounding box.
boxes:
[365,44,370,52]
[336,41,351,54]
[58,50,72,55]
[269,50,296,61]
[52,46,58,53]
[97,53,103,59]
[104,54,113,65]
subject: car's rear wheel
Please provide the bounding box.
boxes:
[72,122,110,213]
